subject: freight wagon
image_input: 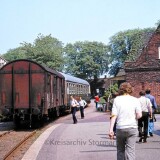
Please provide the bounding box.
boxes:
[0,59,90,127]
[0,59,64,127]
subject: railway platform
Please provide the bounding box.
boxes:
[22,100,160,160]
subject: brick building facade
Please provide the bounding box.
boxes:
[125,25,160,106]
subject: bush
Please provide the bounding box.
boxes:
[99,97,106,104]
[103,83,119,100]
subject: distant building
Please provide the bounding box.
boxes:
[105,68,126,88]
[89,77,105,97]
[125,25,160,106]
[0,56,7,68]
[89,69,126,98]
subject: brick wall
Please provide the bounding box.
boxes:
[125,71,160,106]
[125,26,160,106]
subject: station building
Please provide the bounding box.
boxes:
[125,25,160,107]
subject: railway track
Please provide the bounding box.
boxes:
[0,119,61,160]
[0,130,13,138]
[0,111,74,160]
[0,129,37,160]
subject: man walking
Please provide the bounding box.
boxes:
[138,91,152,143]
[70,96,79,124]
[78,96,87,119]
[145,89,157,137]
[109,82,142,160]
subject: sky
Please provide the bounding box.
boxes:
[0,0,160,54]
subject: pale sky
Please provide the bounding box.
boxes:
[0,0,160,54]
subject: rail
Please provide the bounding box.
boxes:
[3,130,37,160]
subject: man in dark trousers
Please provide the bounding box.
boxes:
[78,96,87,119]
[138,91,152,143]
[145,89,157,137]
[70,96,79,124]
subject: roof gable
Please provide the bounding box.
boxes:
[125,25,160,71]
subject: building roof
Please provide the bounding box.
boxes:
[0,56,7,62]
[115,68,126,77]
[60,72,90,85]
[125,25,160,70]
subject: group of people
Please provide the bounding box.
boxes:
[109,82,157,160]
[70,96,87,124]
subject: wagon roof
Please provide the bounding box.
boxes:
[1,59,64,79]
[60,72,89,85]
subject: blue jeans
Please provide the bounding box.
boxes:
[148,112,155,134]
[148,119,154,133]
[95,102,98,109]
[116,128,138,160]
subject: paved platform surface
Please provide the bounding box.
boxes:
[22,101,160,160]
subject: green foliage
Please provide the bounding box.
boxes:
[3,47,27,61]
[99,97,106,104]
[2,26,157,79]
[3,34,64,71]
[108,28,155,76]
[103,83,118,99]
[21,34,64,71]
[64,41,111,80]
[155,19,160,27]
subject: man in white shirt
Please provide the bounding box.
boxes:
[138,91,152,142]
[109,82,142,160]
[78,96,87,119]
[70,96,79,124]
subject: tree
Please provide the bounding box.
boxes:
[64,41,111,80]
[103,83,118,99]
[155,19,160,27]
[3,34,65,71]
[108,28,155,76]
[3,47,27,61]
[21,34,64,71]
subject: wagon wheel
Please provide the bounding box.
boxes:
[56,107,60,117]
[14,115,21,128]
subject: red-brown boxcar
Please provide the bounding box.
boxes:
[0,59,65,127]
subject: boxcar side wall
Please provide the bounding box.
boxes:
[0,64,13,116]
[0,59,66,126]
[39,68,65,117]
[0,61,47,117]
[30,62,46,115]
[0,59,92,122]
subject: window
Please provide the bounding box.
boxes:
[158,47,160,59]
